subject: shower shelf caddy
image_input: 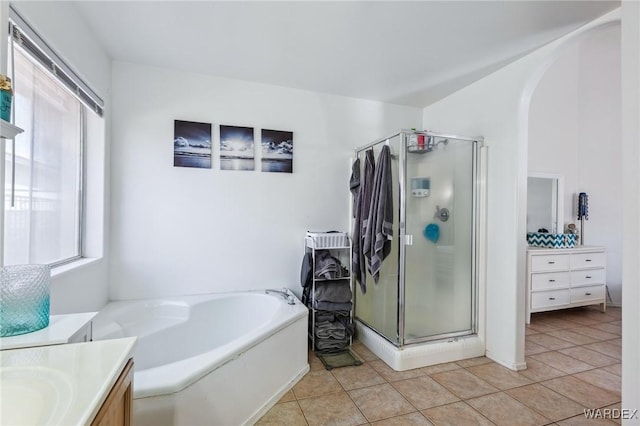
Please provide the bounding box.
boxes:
[304,232,353,353]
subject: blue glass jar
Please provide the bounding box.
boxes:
[0,265,50,337]
[0,75,12,122]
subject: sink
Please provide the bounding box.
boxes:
[0,366,73,425]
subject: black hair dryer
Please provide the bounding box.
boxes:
[577,192,588,245]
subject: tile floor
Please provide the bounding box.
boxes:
[256,305,622,425]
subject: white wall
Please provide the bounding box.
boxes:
[422,70,528,371]
[621,1,640,420]
[528,25,622,304]
[421,10,620,370]
[109,61,420,300]
[528,50,580,224]
[10,1,112,314]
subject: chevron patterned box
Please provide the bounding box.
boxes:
[527,232,575,248]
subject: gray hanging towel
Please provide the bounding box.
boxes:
[353,149,375,293]
[349,157,360,218]
[364,144,393,283]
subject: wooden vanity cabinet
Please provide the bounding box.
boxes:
[91,359,134,426]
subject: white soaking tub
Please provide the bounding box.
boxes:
[92,289,309,426]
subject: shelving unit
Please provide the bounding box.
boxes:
[304,232,353,353]
[1,119,23,140]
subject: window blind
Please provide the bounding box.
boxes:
[8,7,104,117]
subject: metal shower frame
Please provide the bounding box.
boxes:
[353,129,484,347]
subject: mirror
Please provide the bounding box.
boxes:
[527,172,564,234]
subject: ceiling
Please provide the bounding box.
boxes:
[73,1,619,107]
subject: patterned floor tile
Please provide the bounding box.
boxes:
[331,362,386,390]
[293,368,342,399]
[574,368,622,397]
[430,369,499,399]
[422,401,494,426]
[257,298,622,425]
[298,391,367,426]
[256,401,307,426]
[520,357,567,382]
[529,351,594,374]
[506,383,585,421]
[349,383,415,422]
[466,362,533,390]
[466,392,550,426]
[392,375,460,410]
[526,333,575,350]
[369,411,434,426]
[558,346,619,368]
[541,375,620,408]
[583,341,622,360]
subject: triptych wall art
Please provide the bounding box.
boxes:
[173,120,293,173]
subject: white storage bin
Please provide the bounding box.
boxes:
[306,232,350,249]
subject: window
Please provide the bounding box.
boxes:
[4,10,103,267]
[4,46,84,266]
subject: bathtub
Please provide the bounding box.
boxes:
[92,290,309,426]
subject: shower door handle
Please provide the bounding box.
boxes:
[404,235,414,245]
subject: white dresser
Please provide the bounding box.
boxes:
[526,245,606,323]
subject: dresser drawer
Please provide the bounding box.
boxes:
[531,271,571,291]
[531,289,570,309]
[570,252,606,269]
[570,285,605,304]
[571,268,606,287]
[530,254,570,272]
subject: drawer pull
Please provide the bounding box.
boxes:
[585,259,592,262]
[586,276,592,279]
[585,292,592,296]
[549,279,555,282]
[548,261,555,264]
[549,297,556,300]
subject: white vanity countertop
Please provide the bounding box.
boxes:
[0,337,136,425]
[0,312,96,350]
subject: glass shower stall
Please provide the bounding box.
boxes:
[353,129,483,353]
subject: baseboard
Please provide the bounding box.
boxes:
[486,350,527,371]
